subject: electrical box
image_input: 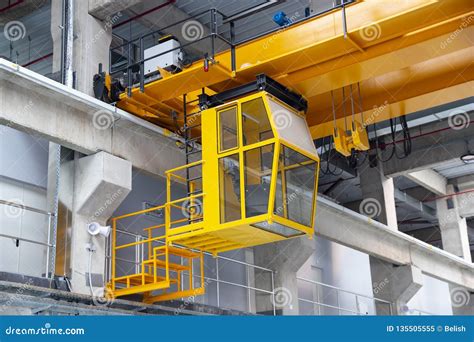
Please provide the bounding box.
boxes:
[144,39,181,75]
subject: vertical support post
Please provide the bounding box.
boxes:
[139,38,144,92]
[210,9,216,60]
[135,235,140,274]
[216,257,220,308]
[111,218,116,291]
[271,270,276,316]
[230,21,236,72]
[127,40,132,97]
[341,3,347,39]
[45,214,52,277]
[247,265,251,312]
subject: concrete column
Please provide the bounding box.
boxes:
[359,158,398,230]
[45,143,61,277]
[437,185,473,314]
[51,0,115,95]
[436,185,472,261]
[370,259,423,315]
[69,151,131,295]
[253,237,315,315]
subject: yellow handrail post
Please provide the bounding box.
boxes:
[111,218,116,291]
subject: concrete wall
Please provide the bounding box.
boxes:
[0,126,50,277]
[0,125,49,188]
[297,236,455,316]
[297,237,376,315]
[407,275,453,315]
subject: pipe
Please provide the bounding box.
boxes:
[63,0,74,87]
[423,188,474,202]
[0,0,23,13]
[22,52,53,67]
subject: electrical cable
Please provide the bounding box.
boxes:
[87,248,95,297]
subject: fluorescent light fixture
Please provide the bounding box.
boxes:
[460,153,474,164]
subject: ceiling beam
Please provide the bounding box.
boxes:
[406,169,448,196]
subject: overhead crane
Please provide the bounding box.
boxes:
[96,0,474,302]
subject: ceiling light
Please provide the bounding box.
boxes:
[460,153,474,164]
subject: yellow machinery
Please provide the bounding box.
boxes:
[107,76,319,302]
[101,0,473,303]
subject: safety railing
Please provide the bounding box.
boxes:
[106,228,276,313]
[0,199,56,278]
[110,8,235,95]
[165,160,204,235]
[108,163,207,300]
[297,276,393,315]
[109,1,356,95]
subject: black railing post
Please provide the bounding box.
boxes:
[127,40,132,97]
[230,21,236,72]
[140,37,144,93]
[210,8,216,60]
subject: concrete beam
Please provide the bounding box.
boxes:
[0,58,185,177]
[370,260,423,315]
[315,197,474,291]
[406,169,447,196]
[254,237,315,315]
[457,191,474,219]
[88,0,141,20]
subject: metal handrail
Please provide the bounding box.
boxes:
[0,199,55,277]
[297,276,393,315]
[0,199,56,216]
[107,227,276,313]
[297,276,392,304]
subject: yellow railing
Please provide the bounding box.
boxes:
[108,161,206,301]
